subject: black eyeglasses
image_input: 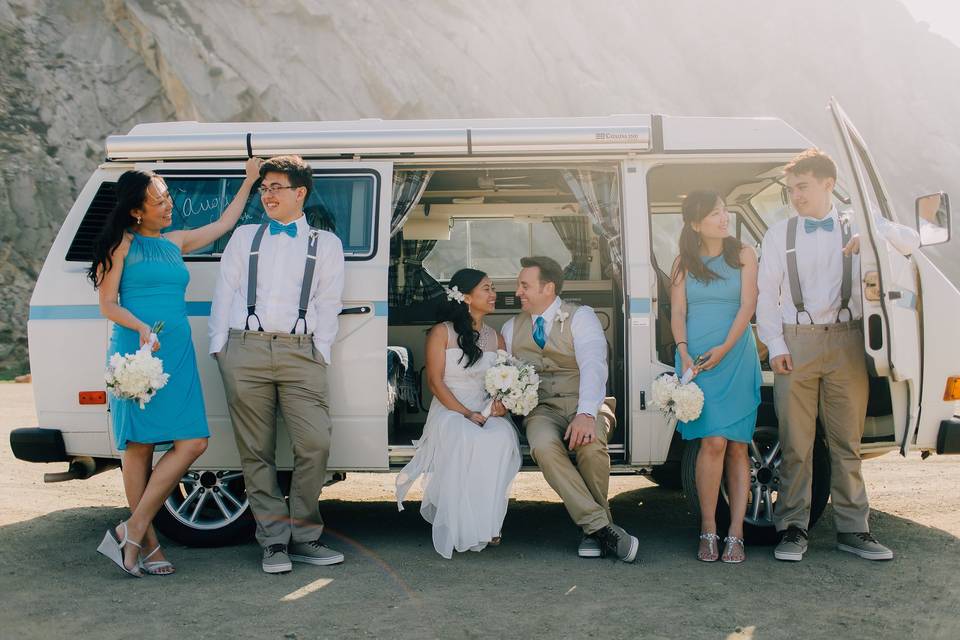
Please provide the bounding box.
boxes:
[258,184,297,195]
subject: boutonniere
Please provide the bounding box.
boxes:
[556,309,570,334]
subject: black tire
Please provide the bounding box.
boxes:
[153,469,255,547]
[681,425,831,545]
[649,462,683,490]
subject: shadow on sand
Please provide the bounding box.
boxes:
[1,485,959,640]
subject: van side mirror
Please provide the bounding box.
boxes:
[915,192,951,246]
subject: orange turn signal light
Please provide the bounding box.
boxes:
[79,391,107,405]
[944,377,960,402]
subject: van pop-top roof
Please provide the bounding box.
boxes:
[105,114,811,161]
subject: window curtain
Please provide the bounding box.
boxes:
[401,237,443,305]
[551,215,591,280]
[389,170,434,305]
[562,169,623,283]
[390,170,433,236]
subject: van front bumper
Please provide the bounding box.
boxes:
[9,428,68,463]
[937,418,960,454]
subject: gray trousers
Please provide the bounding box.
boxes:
[773,321,870,534]
[525,396,616,534]
[217,329,332,546]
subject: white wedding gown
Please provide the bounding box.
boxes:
[396,325,521,559]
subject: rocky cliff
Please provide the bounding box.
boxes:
[1,0,958,375]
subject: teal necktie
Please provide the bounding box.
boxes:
[269,220,298,238]
[533,316,546,349]
[804,217,834,233]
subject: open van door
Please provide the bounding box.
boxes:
[827,98,921,455]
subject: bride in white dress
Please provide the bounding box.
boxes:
[396,268,521,559]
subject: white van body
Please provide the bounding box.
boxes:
[14,104,959,545]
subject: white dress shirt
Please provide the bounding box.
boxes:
[501,297,608,417]
[757,206,920,359]
[209,216,345,362]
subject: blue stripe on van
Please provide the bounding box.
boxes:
[29,305,103,320]
[629,297,652,314]
[30,301,387,319]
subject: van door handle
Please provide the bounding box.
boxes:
[339,306,372,315]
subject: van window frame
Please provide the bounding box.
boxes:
[155,167,381,262]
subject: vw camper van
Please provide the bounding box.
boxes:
[12,99,960,546]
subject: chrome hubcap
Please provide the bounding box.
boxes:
[163,470,248,530]
[722,426,781,528]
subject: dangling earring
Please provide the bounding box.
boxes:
[136,215,142,225]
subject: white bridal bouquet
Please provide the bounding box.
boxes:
[105,322,170,409]
[482,350,541,417]
[650,372,704,423]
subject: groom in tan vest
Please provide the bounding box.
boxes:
[502,256,638,562]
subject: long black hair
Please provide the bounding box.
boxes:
[87,170,155,288]
[435,268,488,368]
[674,189,743,284]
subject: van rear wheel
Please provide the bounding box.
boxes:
[153,469,254,547]
[681,426,830,545]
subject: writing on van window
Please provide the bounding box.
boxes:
[179,194,223,219]
[162,174,376,257]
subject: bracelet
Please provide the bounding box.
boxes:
[676,341,687,347]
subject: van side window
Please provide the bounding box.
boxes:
[422,218,574,280]
[165,172,377,258]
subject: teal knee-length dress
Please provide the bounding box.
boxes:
[674,255,761,443]
[107,234,209,450]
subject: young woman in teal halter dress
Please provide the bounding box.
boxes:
[90,158,261,576]
[670,190,761,564]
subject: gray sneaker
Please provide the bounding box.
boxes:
[262,543,292,574]
[837,532,893,561]
[578,533,602,558]
[594,524,639,563]
[774,526,808,561]
[289,539,345,566]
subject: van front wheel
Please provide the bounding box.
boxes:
[153,469,254,547]
[680,426,830,545]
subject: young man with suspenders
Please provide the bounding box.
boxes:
[209,155,345,573]
[757,149,918,562]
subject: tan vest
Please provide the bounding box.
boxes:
[512,301,581,415]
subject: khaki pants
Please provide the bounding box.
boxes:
[773,321,870,534]
[217,329,332,546]
[525,397,616,534]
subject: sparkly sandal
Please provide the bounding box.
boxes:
[722,536,745,564]
[140,545,176,576]
[96,521,143,577]
[697,532,720,562]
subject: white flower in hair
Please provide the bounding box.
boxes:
[444,285,465,303]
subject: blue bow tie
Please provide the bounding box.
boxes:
[269,220,298,238]
[804,217,835,233]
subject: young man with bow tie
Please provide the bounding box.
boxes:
[757,149,918,563]
[209,155,345,573]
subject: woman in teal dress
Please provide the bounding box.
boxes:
[670,190,761,564]
[89,158,261,576]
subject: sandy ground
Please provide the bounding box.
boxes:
[1,383,959,640]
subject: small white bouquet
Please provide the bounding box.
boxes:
[105,322,170,409]
[650,372,704,423]
[482,350,541,417]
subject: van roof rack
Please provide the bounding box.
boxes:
[105,114,810,161]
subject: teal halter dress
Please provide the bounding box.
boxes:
[673,255,761,443]
[107,234,209,450]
